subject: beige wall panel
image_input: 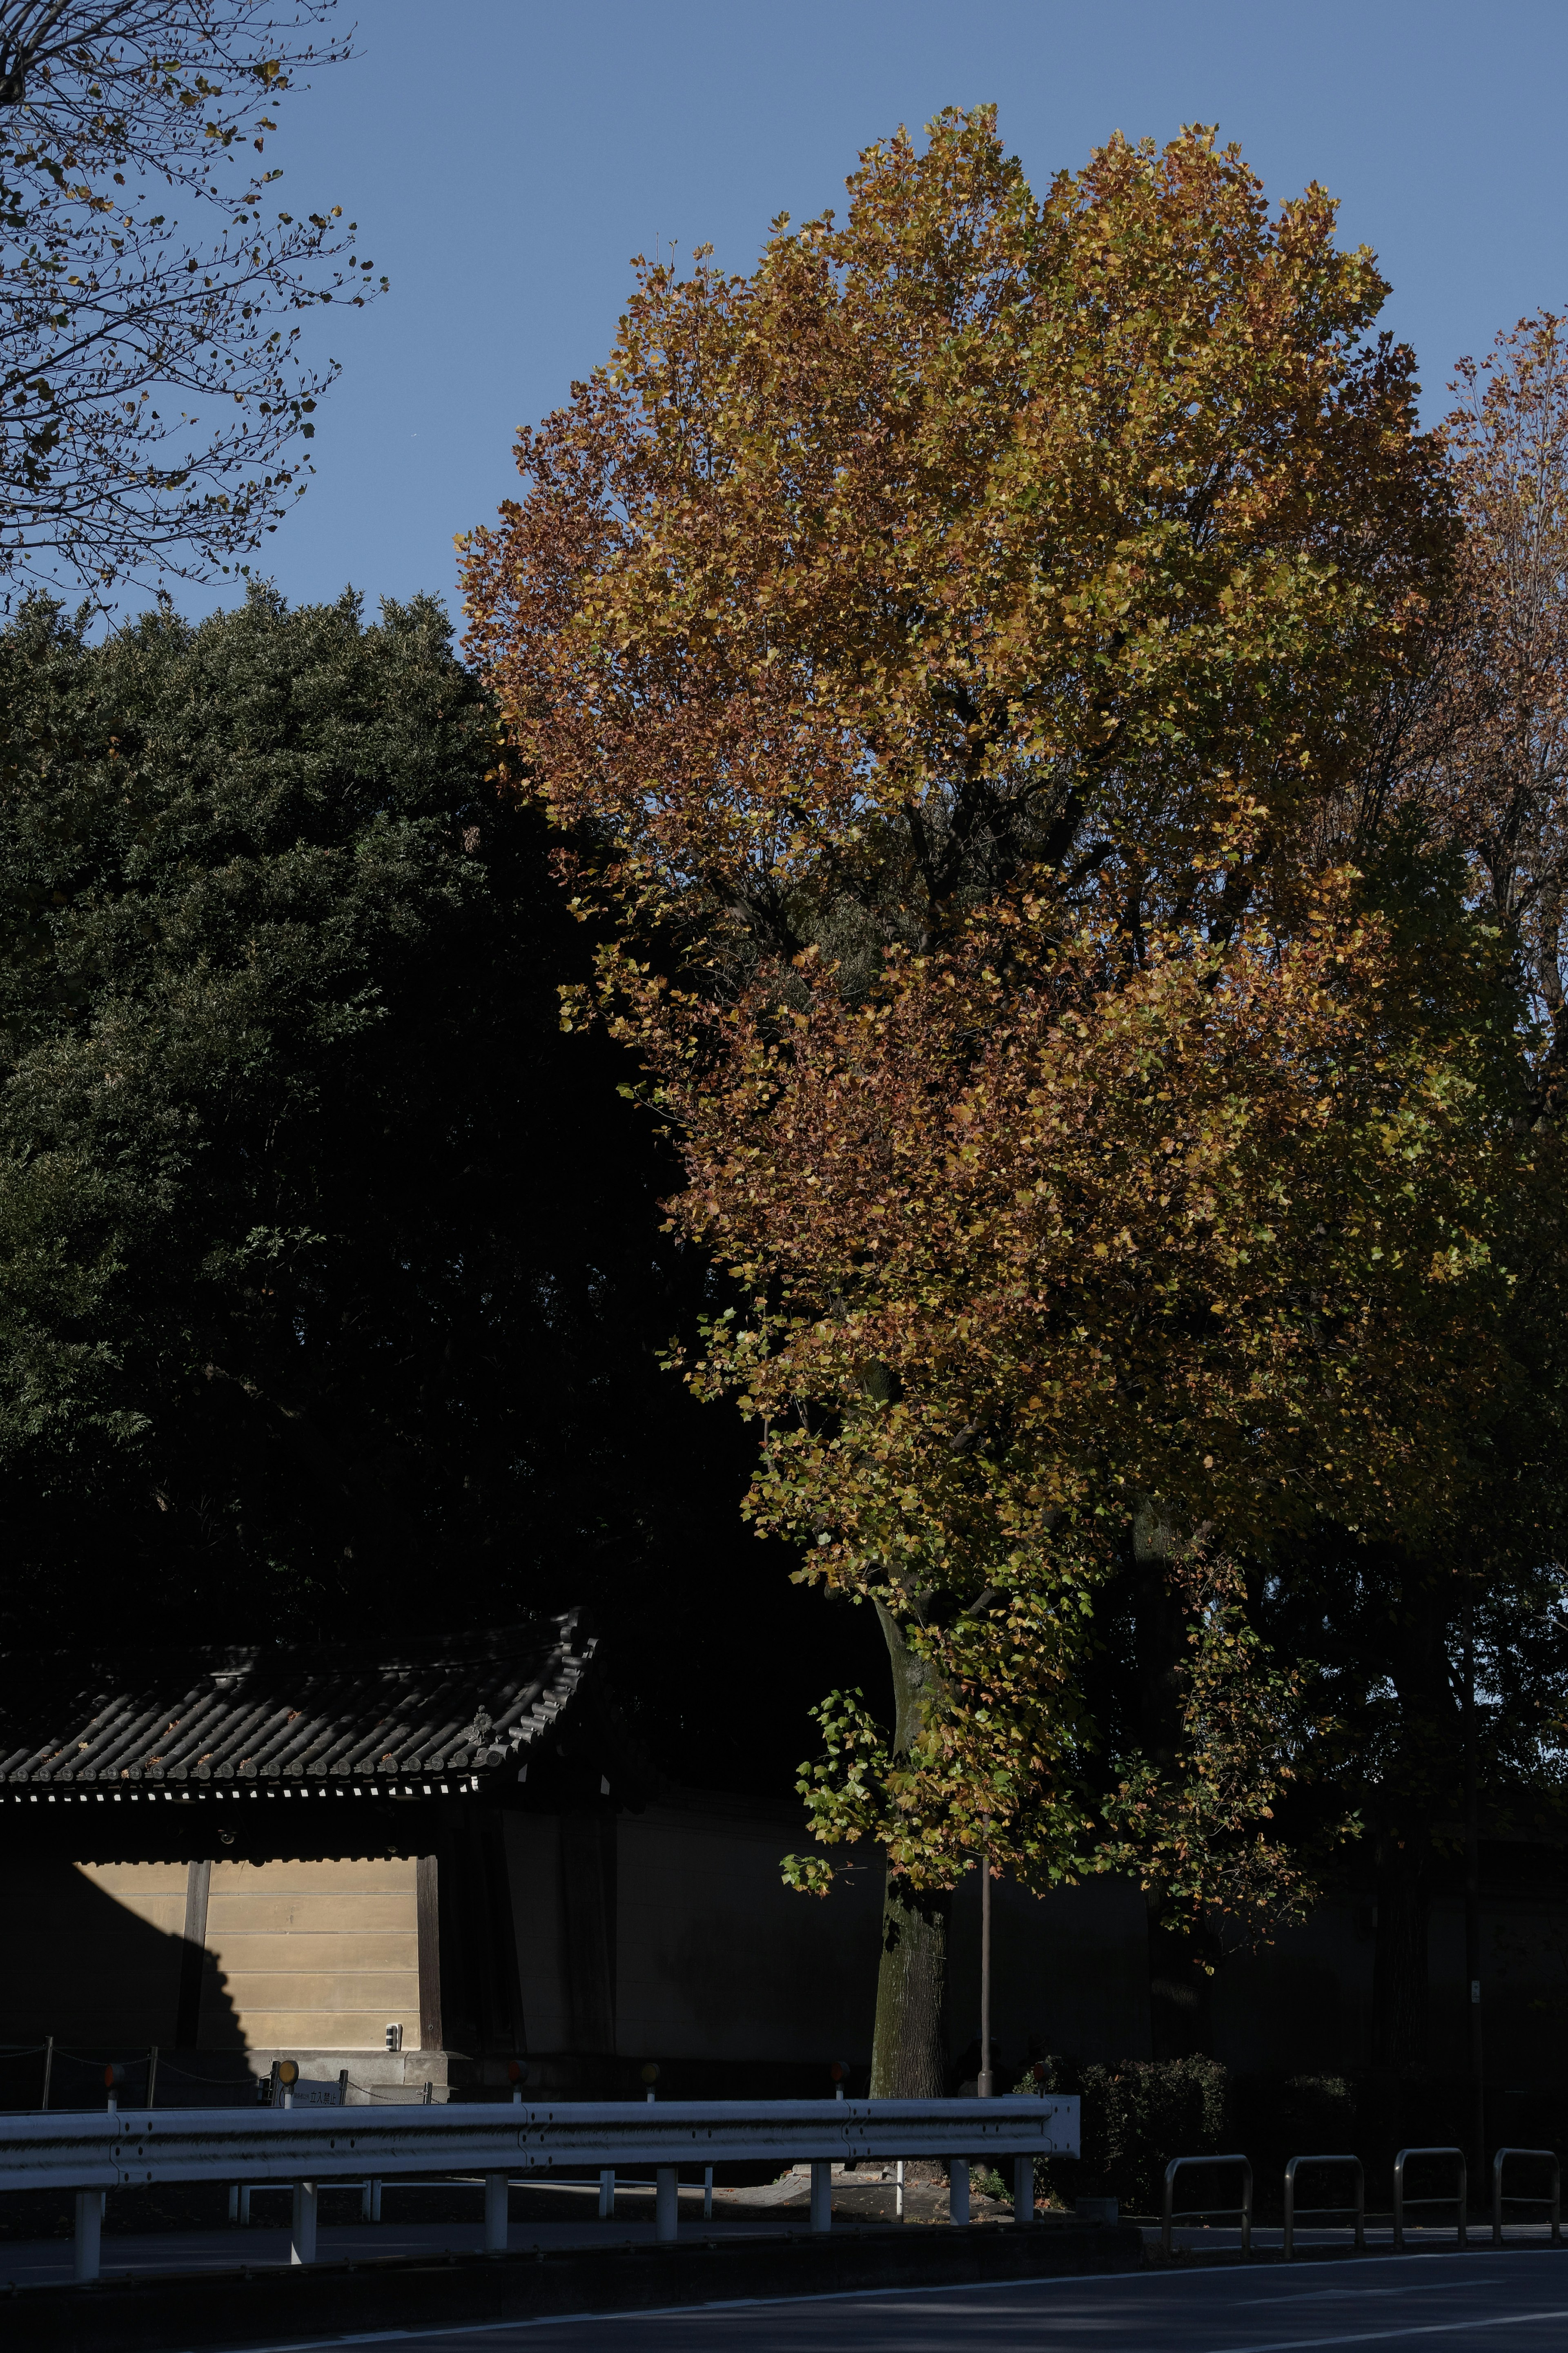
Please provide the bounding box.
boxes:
[85,1862,190,1896]
[207,1856,416,1893]
[234,2012,421,2050]
[0,1858,186,2042]
[221,1971,416,2011]
[199,1855,419,2052]
[78,1860,185,1936]
[211,1933,417,1974]
[205,1894,417,1937]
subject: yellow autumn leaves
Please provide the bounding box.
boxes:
[464,108,1559,1930]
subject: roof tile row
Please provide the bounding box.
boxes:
[0,1613,593,1790]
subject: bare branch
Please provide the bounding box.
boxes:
[0,0,381,593]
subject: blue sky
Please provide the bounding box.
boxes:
[176,0,1568,632]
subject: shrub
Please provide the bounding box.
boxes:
[1021,2054,1229,2215]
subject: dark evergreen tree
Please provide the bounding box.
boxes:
[0,588,863,1783]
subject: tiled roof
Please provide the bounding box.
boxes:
[0,1612,596,1808]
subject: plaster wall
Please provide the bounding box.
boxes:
[200,1855,419,2052]
[503,1811,569,2052]
[945,1868,1154,2075]
[612,1793,885,2065]
[0,1857,187,2043]
[1210,1905,1374,2077]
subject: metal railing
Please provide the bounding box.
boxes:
[0,2039,455,2115]
[0,2092,1077,2282]
[1392,2146,1467,2251]
[1152,2143,1567,2259]
[1282,2154,1364,2259]
[1161,2154,1252,2258]
[1492,2148,1562,2246]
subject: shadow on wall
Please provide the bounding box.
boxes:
[0,1853,244,2108]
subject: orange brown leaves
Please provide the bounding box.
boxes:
[463,107,1516,1920]
[678,886,1518,1592]
[464,110,1450,961]
[1425,316,1568,1093]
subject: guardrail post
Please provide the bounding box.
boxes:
[484,2170,508,2253]
[1393,2147,1466,2251]
[1161,2159,1181,2258]
[239,2183,252,2226]
[1492,2148,1563,2246]
[290,2179,318,2265]
[655,2166,679,2243]
[949,2159,970,2226]
[1162,2154,1253,2257]
[598,2168,614,2220]
[73,2188,101,2282]
[703,2164,713,2221]
[810,2159,832,2232]
[1013,2154,1034,2226]
[1283,2155,1364,2260]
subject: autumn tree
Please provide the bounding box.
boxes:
[660,856,1548,2081]
[1417,314,1568,1106]
[0,1,381,592]
[1244,315,1568,2103]
[463,112,1543,2089]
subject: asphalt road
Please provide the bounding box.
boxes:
[234,2248,1568,2353]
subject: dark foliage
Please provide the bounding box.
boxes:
[1024,2053,1229,2215]
[0,587,863,1784]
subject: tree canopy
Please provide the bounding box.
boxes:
[465,108,1568,2090]
[464,112,1449,965]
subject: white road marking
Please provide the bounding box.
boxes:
[1207,2308,1568,2353]
[1234,2273,1494,2305]
[227,2253,1568,2353]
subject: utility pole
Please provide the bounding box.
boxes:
[1462,1584,1484,2206]
[978,1829,993,2097]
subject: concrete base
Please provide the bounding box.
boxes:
[244,2049,452,2101]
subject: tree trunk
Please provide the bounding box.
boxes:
[1372,1829,1431,2075]
[868,1601,949,2097]
[870,1875,950,2096]
[1130,1496,1222,2056]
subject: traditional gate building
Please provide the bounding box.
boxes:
[0,1612,898,2105]
[2,1612,1564,2114]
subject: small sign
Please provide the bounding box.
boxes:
[281,2079,344,2107]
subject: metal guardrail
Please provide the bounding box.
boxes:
[0,2094,1078,2282]
[1161,2154,1252,2258]
[1152,2143,1567,2259]
[1282,2154,1364,2259]
[1392,2146,1467,2251]
[1492,2147,1562,2246]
